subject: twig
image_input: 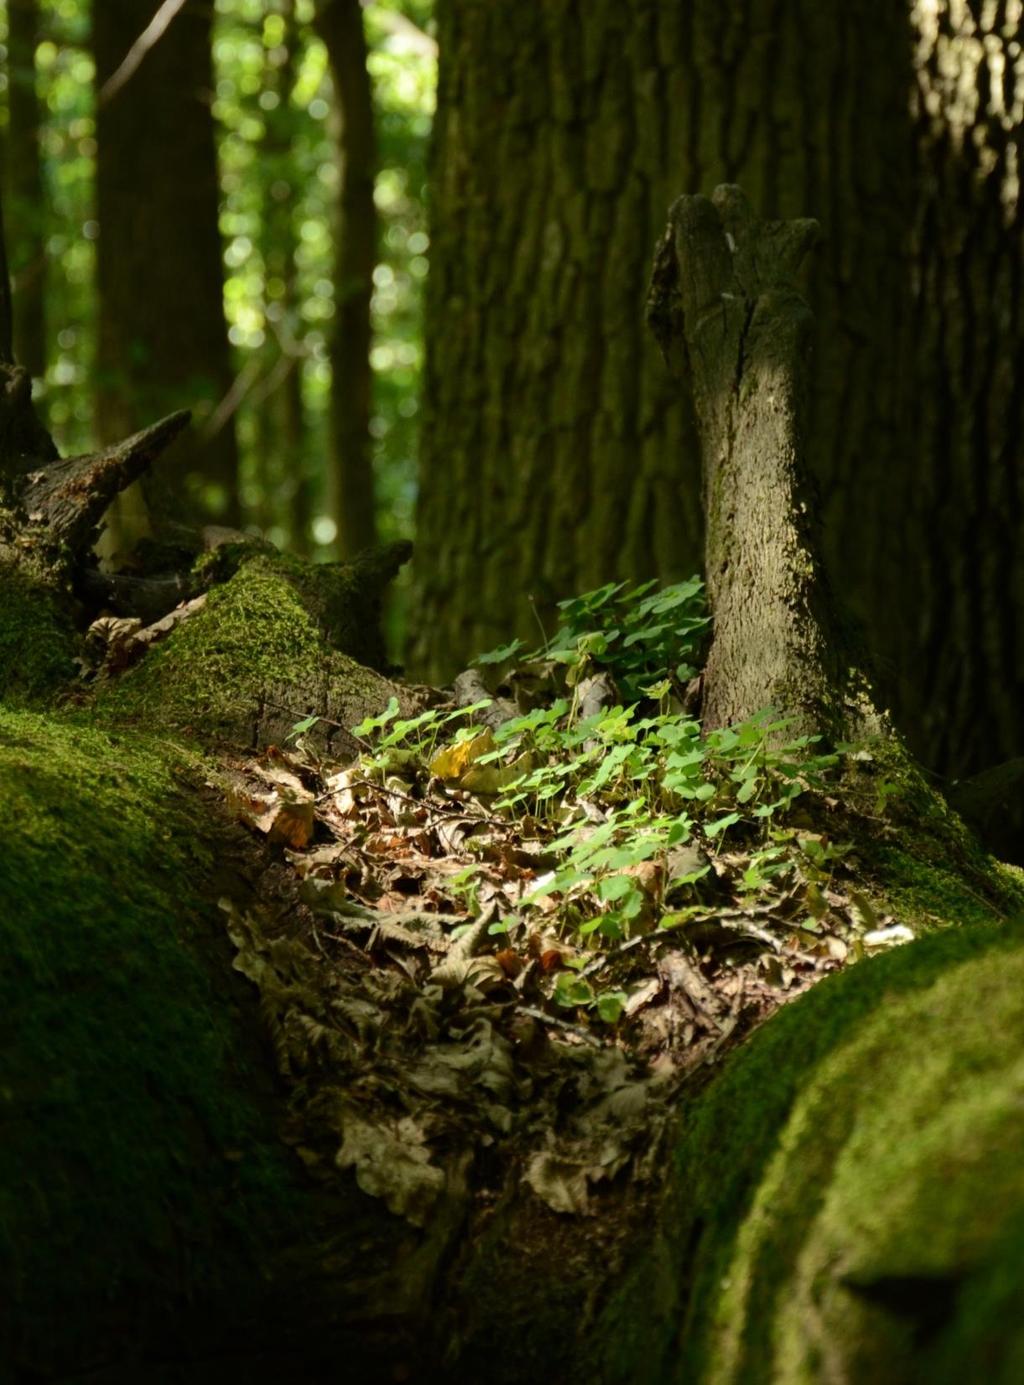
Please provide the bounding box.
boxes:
[713,916,782,952]
[100,0,190,105]
[578,933,651,980]
[316,927,371,959]
[519,1005,602,1045]
[328,775,506,827]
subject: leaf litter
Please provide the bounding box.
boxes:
[212,617,913,1223]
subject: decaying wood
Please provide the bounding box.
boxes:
[647,186,882,742]
[77,567,195,622]
[20,409,191,551]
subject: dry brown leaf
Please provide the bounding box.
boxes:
[429,729,496,782]
[253,762,312,799]
[495,948,525,979]
[269,799,316,849]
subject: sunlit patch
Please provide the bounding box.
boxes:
[312,514,337,546]
[912,0,1024,211]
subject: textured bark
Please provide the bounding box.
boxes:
[314,0,378,559]
[412,0,1024,805]
[648,187,857,736]
[92,0,239,531]
[0,359,55,471]
[20,410,191,549]
[0,188,14,368]
[5,0,45,378]
[899,0,1024,780]
[411,0,911,679]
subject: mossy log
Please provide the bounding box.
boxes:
[0,364,408,740]
[2,200,1024,1385]
[0,371,422,1379]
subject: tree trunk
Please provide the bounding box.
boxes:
[5,0,46,380]
[646,186,881,741]
[410,0,1024,825]
[256,0,310,554]
[898,0,1024,781]
[314,0,378,560]
[411,0,912,678]
[92,0,240,537]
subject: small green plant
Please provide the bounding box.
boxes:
[350,580,850,1017]
[541,577,710,701]
[475,577,710,703]
[351,696,494,773]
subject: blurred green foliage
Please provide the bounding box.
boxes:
[0,0,434,556]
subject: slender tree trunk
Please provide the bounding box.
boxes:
[411,0,1024,819]
[264,2,309,556]
[0,144,14,368]
[258,0,310,554]
[314,0,377,559]
[5,0,45,379]
[92,0,239,535]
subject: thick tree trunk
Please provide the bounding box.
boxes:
[411,0,913,680]
[411,0,1024,828]
[899,1,1024,780]
[92,0,240,535]
[5,0,46,380]
[315,0,378,559]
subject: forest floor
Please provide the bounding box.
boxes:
[206,641,914,1226]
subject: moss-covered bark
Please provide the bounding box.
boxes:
[668,920,1024,1385]
[7,566,1024,1382]
[92,548,407,750]
[0,386,420,1377]
[0,703,431,1382]
[0,706,292,1375]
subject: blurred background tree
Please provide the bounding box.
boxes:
[5,0,45,379]
[93,0,241,538]
[0,0,433,565]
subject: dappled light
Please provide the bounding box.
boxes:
[913,0,1024,209]
[0,0,435,555]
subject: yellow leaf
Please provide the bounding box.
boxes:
[429,729,497,782]
[460,752,534,794]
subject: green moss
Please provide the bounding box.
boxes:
[668,920,1024,1383]
[0,705,295,1372]
[844,736,1024,927]
[927,1211,1024,1384]
[879,844,1018,929]
[193,543,372,652]
[0,562,76,702]
[93,553,391,745]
